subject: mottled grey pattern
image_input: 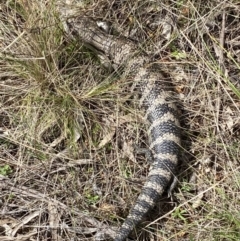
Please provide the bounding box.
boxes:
[66,17,181,241]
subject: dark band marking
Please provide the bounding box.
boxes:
[146,104,179,123]
[151,140,180,155]
[149,120,180,141]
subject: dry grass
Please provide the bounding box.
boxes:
[1,0,240,240]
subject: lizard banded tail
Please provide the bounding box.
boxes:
[66,17,181,241]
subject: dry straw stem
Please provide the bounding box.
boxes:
[1,0,240,240]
